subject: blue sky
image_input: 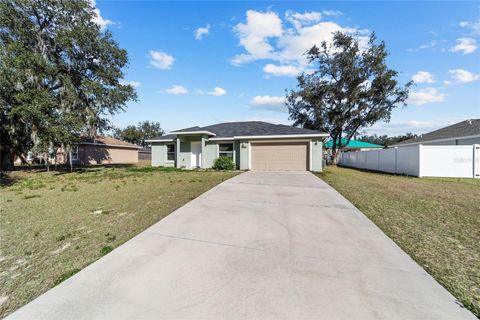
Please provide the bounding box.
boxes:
[95,1,480,136]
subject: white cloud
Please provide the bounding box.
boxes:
[322,10,343,17]
[120,80,141,88]
[166,85,188,95]
[263,64,301,77]
[232,10,368,75]
[195,24,210,40]
[449,38,477,54]
[407,41,437,52]
[459,20,480,36]
[408,87,446,106]
[196,87,227,96]
[250,95,286,112]
[208,87,227,96]
[285,11,322,29]
[90,0,113,29]
[412,71,435,83]
[448,69,480,83]
[231,10,283,65]
[149,50,175,70]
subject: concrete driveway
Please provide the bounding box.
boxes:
[9,171,474,319]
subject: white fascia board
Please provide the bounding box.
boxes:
[391,134,480,147]
[233,133,329,140]
[169,130,216,136]
[209,137,235,141]
[145,139,175,143]
[79,142,141,149]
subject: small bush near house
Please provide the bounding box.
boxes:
[212,157,235,171]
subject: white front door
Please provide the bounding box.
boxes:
[191,141,202,168]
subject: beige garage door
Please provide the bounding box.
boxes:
[251,142,309,171]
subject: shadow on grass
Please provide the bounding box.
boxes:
[0,171,18,187]
[2,164,188,188]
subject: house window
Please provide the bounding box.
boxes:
[72,146,79,160]
[219,143,234,160]
[167,144,175,161]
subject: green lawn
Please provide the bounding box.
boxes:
[0,166,237,318]
[317,166,480,317]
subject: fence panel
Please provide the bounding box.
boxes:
[339,144,478,178]
[396,146,420,176]
[378,148,396,173]
[420,146,474,178]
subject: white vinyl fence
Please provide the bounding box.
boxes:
[340,144,480,178]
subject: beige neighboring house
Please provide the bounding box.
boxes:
[72,136,140,165]
[17,136,140,166]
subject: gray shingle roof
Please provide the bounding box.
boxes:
[151,121,326,140]
[394,119,480,146]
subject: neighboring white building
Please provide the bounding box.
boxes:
[392,119,480,147]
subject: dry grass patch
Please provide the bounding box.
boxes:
[317,166,480,317]
[0,166,237,318]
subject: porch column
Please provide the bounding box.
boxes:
[201,136,207,169]
[176,138,181,168]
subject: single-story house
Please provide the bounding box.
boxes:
[17,136,140,166]
[71,136,140,165]
[146,121,328,171]
[325,138,384,151]
[392,119,480,147]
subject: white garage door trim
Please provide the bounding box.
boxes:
[250,141,310,171]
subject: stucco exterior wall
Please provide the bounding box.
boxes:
[79,145,138,165]
[455,137,480,145]
[239,140,250,170]
[151,143,175,167]
[311,139,323,172]
[202,141,218,169]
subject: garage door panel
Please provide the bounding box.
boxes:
[251,142,308,171]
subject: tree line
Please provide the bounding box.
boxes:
[356,133,418,147]
[0,0,136,170]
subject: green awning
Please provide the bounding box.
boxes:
[324,138,383,149]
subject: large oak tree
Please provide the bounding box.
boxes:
[286,32,412,163]
[0,0,137,170]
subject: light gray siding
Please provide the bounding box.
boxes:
[202,141,218,169]
[177,138,191,168]
[239,140,249,170]
[311,139,323,172]
[151,143,174,167]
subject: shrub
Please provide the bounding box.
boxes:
[212,157,235,171]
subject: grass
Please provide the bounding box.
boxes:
[0,165,237,318]
[317,166,480,317]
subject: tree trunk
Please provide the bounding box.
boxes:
[69,149,73,172]
[45,152,49,172]
[1,149,15,171]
